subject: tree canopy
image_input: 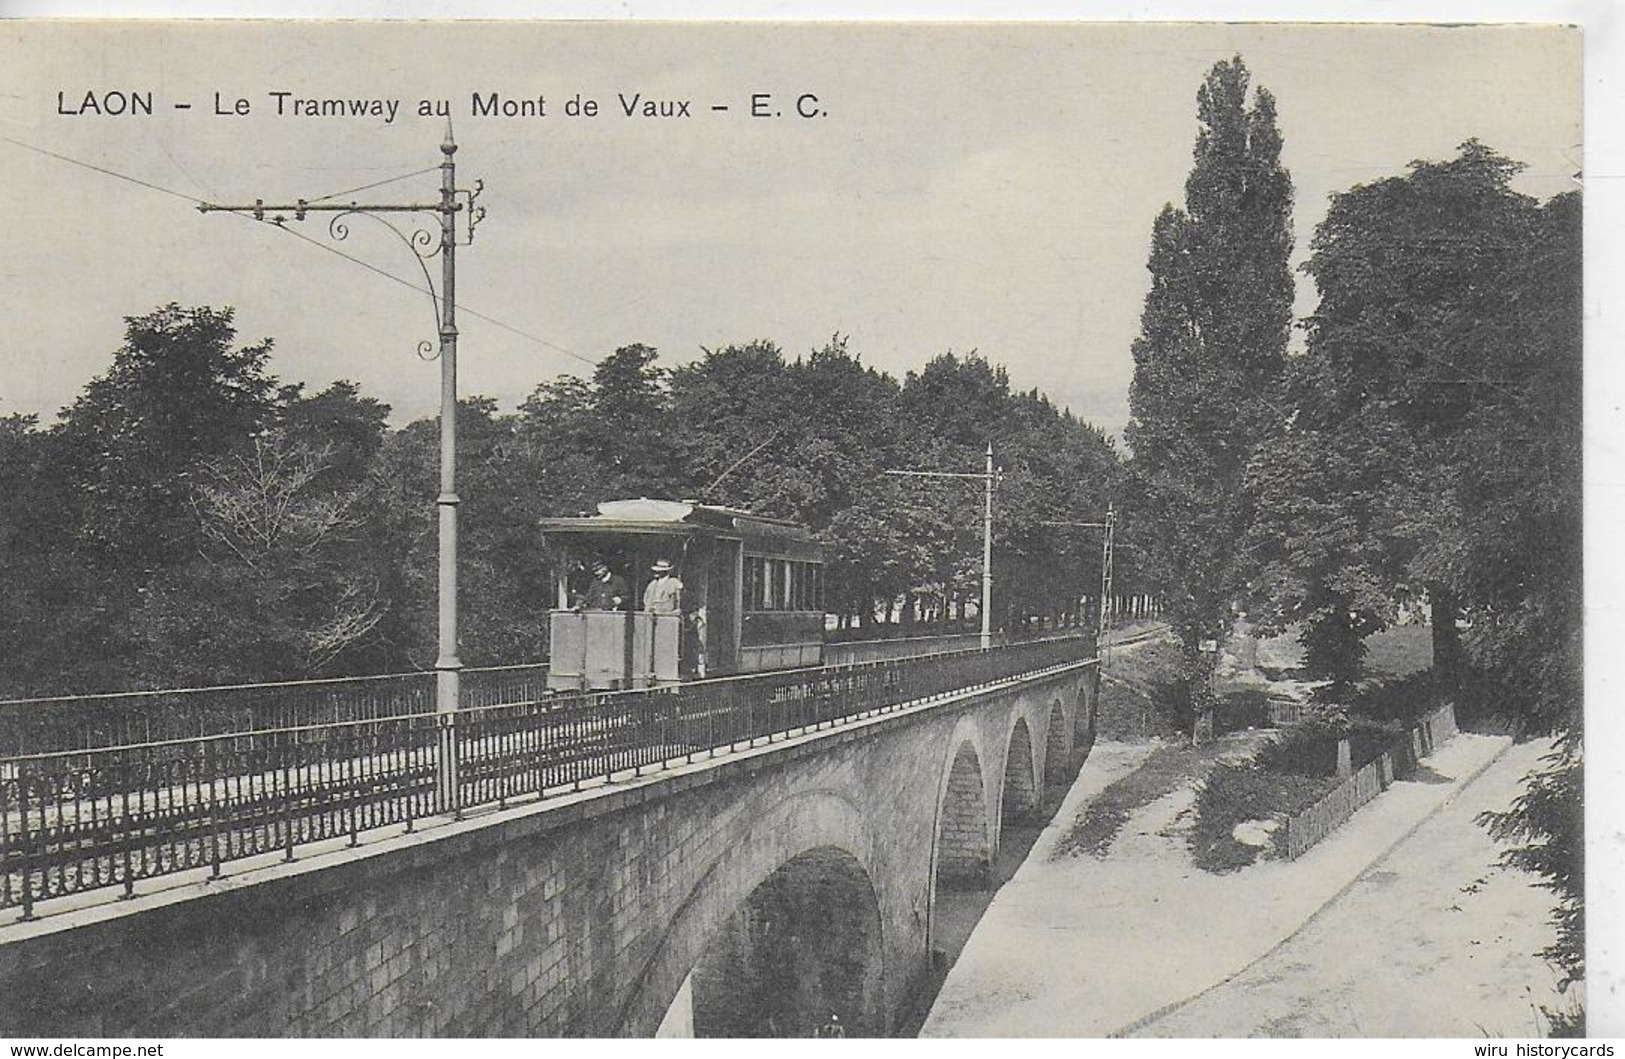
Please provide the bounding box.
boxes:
[2,316,1125,694]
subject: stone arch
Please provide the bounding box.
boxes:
[1075,670,1099,759]
[623,790,883,1037]
[683,846,885,1037]
[1044,697,1072,786]
[1000,716,1038,823]
[933,739,991,893]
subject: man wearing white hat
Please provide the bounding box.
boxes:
[642,558,683,614]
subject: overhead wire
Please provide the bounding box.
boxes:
[305,166,441,205]
[3,136,595,369]
[4,135,203,206]
[252,217,595,367]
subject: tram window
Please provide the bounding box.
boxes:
[743,556,826,612]
[745,555,776,611]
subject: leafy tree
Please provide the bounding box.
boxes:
[10,305,281,691]
[370,397,549,670]
[514,343,686,512]
[1241,359,1433,686]
[891,353,1121,632]
[128,435,384,684]
[1260,142,1542,689]
[669,341,800,513]
[1242,145,1582,1025]
[0,415,80,696]
[53,304,280,573]
[1125,56,1294,722]
[277,379,391,487]
[1466,190,1583,1024]
[5,313,1126,693]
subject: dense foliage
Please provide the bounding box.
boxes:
[0,319,1124,696]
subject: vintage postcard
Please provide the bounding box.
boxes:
[0,18,1598,1043]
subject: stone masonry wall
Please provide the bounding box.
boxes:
[934,746,991,889]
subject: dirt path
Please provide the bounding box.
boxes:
[1133,736,1567,1038]
[919,730,1539,1037]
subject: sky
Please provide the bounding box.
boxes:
[0,20,1582,441]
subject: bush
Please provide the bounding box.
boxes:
[1143,683,1271,739]
[1344,716,1404,770]
[1347,670,1442,725]
[1189,762,1335,872]
[1254,716,1344,777]
[1146,676,1195,734]
[1253,710,1405,778]
[1214,689,1271,732]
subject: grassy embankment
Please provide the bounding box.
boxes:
[1193,622,1446,871]
[1064,622,1440,870]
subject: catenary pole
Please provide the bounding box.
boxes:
[198,129,485,813]
[982,442,994,650]
[1100,502,1115,667]
[434,129,462,811]
[1040,508,1115,667]
[885,446,1000,650]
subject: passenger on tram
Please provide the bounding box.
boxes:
[580,559,629,611]
[642,558,683,614]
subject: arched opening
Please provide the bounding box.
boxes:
[906,740,994,1033]
[1044,700,1071,788]
[1001,717,1038,824]
[934,742,991,891]
[677,846,885,1038]
[1075,675,1098,760]
[989,716,1048,893]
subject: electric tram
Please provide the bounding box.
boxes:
[539,498,826,691]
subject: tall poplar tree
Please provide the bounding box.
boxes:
[1125,56,1294,727]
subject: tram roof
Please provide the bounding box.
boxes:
[539,498,818,546]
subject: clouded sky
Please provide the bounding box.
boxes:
[0,21,1581,438]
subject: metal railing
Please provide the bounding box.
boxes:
[0,635,1093,918]
[825,631,1002,665]
[0,665,551,757]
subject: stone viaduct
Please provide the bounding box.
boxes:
[0,660,1098,1038]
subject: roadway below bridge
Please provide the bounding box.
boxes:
[919,725,1561,1037]
[888,620,1170,1034]
[1127,735,1568,1038]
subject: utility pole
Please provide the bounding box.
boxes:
[199,129,485,814]
[886,443,1000,649]
[1100,502,1116,667]
[982,442,995,651]
[1042,499,1115,667]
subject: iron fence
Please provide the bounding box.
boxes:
[0,635,1093,917]
[0,664,551,757]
